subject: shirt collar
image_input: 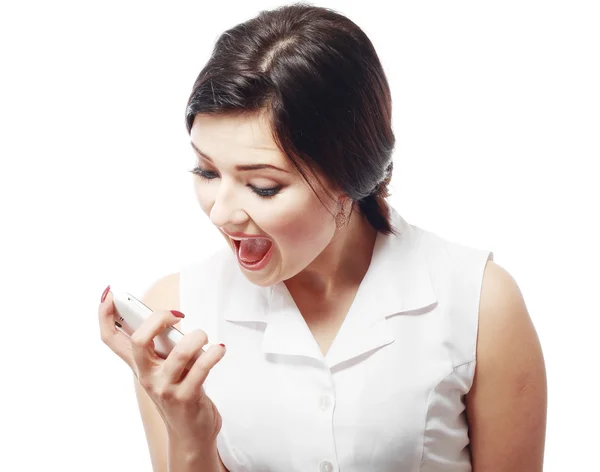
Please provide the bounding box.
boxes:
[222,205,438,366]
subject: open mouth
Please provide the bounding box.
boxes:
[231,237,274,269]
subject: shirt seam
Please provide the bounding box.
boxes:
[418,359,475,469]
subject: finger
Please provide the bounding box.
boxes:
[160,329,209,384]
[177,342,226,398]
[98,290,136,370]
[130,309,182,378]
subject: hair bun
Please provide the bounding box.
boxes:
[370,160,393,198]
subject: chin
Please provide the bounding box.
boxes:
[240,268,282,288]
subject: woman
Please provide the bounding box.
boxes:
[98,4,547,471]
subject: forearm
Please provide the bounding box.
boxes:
[166,435,228,472]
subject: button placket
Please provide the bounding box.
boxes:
[319,393,333,411]
[314,369,337,472]
[317,392,335,471]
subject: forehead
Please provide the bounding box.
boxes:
[190,113,286,165]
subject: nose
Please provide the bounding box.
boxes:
[209,179,249,228]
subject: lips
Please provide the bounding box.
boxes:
[220,230,274,268]
[228,237,274,270]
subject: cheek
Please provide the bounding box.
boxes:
[265,192,334,251]
[193,181,213,216]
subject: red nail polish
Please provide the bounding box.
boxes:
[101,285,110,303]
[171,310,185,318]
[220,343,226,348]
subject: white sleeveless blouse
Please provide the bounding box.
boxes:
[179,206,493,472]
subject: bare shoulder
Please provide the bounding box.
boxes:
[140,272,182,328]
[465,260,547,471]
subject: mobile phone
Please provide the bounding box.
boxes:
[111,289,210,362]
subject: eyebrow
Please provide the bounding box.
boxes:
[190,142,289,173]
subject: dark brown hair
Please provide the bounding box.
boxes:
[185,2,397,234]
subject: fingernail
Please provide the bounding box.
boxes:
[171,310,185,318]
[101,285,110,303]
[219,343,226,348]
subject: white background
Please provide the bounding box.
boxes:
[1,1,598,470]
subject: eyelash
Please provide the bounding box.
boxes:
[188,166,282,199]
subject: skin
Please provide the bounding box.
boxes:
[189,111,378,301]
[465,260,547,470]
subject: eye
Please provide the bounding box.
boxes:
[249,185,282,199]
[189,166,218,180]
[189,166,282,199]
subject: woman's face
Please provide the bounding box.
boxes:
[189,112,339,287]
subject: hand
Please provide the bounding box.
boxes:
[98,287,227,444]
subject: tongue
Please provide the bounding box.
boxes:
[239,239,272,263]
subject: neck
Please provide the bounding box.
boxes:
[284,207,378,301]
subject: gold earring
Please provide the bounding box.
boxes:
[335,211,347,230]
[335,200,349,230]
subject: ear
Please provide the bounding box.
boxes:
[334,193,347,210]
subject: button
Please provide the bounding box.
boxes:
[319,461,334,472]
[319,394,332,411]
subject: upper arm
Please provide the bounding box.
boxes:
[134,272,181,472]
[466,260,547,471]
